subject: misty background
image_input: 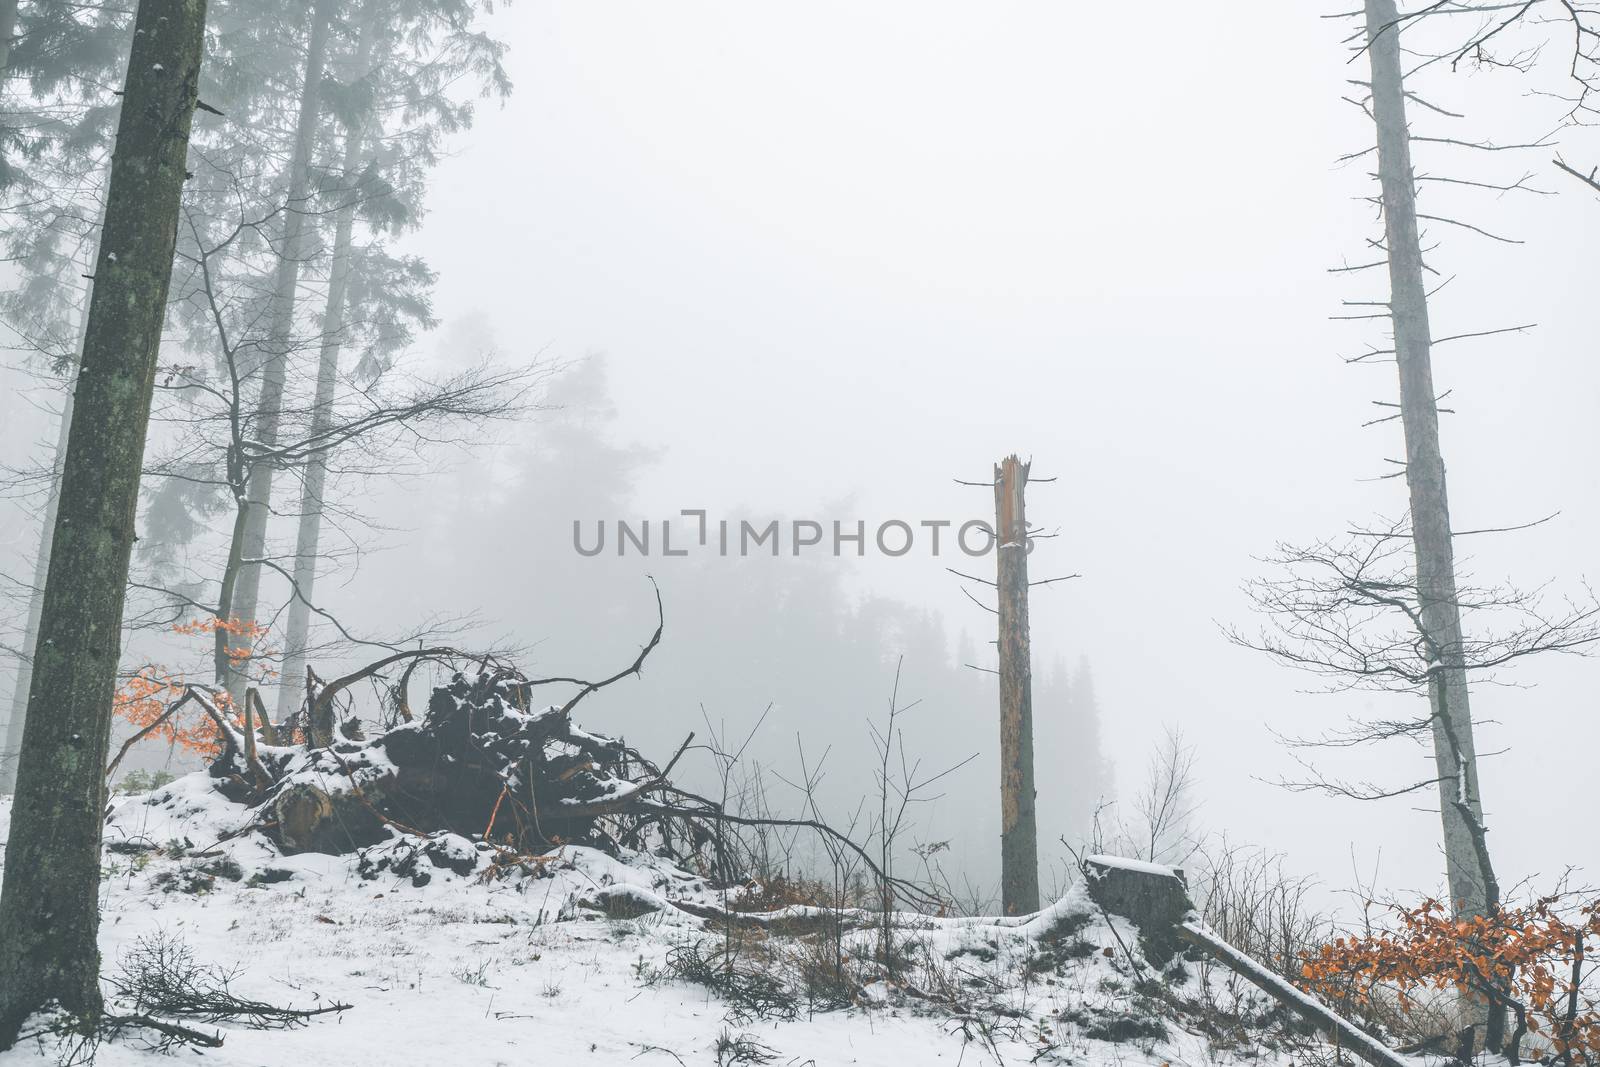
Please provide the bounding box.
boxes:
[2,0,1595,909]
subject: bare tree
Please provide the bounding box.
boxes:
[1356,4,1600,223]
[1070,726,1200,869]
[1231,517,1599,970]
[1129,726,1201,867]
[866,659,975,965]
[1253,2,1597,1002]
[1361,0,1501,924]
[1288,0,1583,946]
[143,196,541,711]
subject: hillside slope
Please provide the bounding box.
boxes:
[0,777,1345,1066]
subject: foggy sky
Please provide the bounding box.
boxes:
[3,1,1597,908]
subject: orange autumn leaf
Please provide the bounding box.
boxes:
[113,618,272,757]
[1299,896,1600,1065]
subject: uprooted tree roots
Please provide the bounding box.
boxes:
[189,588,936,910]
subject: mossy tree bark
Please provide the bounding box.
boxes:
[0,0,208,1044]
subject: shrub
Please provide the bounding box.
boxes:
[1302,895,1600,1065]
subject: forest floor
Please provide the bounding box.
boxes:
[0,777,1348,1067]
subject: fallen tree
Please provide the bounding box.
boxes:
[152,588,939,911]
[1083,855,1413,1067]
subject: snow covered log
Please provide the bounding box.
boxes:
[1084,854,1411,1067]
[1177,919,1412,1067]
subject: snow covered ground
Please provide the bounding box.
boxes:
[0,778,1322,1066]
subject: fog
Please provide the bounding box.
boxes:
[4,0,1597,911]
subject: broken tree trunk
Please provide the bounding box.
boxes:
[1084,856,1411,1067]
[995,454,1039,915]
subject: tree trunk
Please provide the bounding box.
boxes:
[1363,0,1495,925]
[277,23,376,722]
[213,479,253,688]
[0,0,208,1043]
[223,0,335,705]
[995,454,1040,916]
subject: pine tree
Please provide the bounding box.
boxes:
[1068,656,1113,813]
[143,0,507,703]
[272,0,510,716]
[0,0,511,769]
[0,1,129,188]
